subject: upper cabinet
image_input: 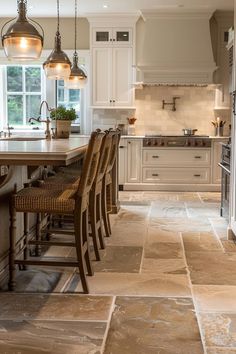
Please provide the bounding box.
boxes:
[92,47,133,107]
[87,15,139,109]
[92,28,133,46]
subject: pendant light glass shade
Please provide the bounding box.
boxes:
[64,53,87,89]
[1,0,43,60]
[64,0,87,89]
[43,0,71,80]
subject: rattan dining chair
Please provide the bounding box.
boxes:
[102,129,121,237]
[40,130,114,261]
[8,131,104,293]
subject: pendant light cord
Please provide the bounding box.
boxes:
[74,0,77,54]
[57,0,60,33]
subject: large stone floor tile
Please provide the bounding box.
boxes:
[106,222,147,247]
[177,192,201,202]
[221,240,236,252]
[193,285,236,313]
[93,246,143,273]
[104,296,203,354]
[0,320,106,354]
[182,231,222,252]
[0,294,113,321]
[186,202,220,218]
[199,192,221,203]
[186,251,236,285]
[150,217,213,232]
[206,348,236,353]
[142,192,179,201]
[150,202,188,218]
[86,273,191,296]
[145,242,183,259]
[141,258,187,274]
[199,313,236,348]
[115,206,149,223]
[146,227,181,243]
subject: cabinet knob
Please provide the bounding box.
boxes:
[113,100,115,103]
[128,141,131,144]
[110,38,112,41]
[110,100,112,103]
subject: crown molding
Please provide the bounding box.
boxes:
[141,9,214,21]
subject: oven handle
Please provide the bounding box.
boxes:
[218,162,230,174]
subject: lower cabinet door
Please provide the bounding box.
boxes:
[127,139,141,183]
[142,167,210,184]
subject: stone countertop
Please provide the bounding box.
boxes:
[0,136,89,166]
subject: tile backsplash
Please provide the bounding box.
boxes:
[92,86,231,136]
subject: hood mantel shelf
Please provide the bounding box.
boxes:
[136,9,217,85]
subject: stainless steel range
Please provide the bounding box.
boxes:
[143,135,212,148]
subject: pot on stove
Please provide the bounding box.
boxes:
[182,128,198,136]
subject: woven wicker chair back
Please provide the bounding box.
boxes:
[77,131,105,197]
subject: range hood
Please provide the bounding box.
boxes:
[136,10,217,85]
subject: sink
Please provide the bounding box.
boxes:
[0,137,45,141]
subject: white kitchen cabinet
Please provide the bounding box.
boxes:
[92,28,132,46]
[127,139,141,183]
[212,138,228,184]
[92,47,133,107]
[118,138,127,185]
[143,167,210,184]
[142,148,211,167]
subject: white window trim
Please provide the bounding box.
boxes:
[0,49,91,134]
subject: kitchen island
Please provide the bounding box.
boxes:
[0,136,89,166]
[0,136,89,286]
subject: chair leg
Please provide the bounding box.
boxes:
[106,183,112,235]
[83,208,94,276]
[22,212,29,270]
[97,193,105,249]
[89,197,101,261]
[102,183,111,237]
[8,205,16,291]
[35,213,42,257]
[74,212,89,294]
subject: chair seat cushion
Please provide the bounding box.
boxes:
[13,187,76,214]
[41,173,81,191]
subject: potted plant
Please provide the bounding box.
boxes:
[50,106,77,138]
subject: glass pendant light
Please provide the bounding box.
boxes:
[1,0,44,60]
[64,0,87,89]
[43,0,71,80]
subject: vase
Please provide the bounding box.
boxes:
[55,120,72,138]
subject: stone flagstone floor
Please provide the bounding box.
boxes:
[0,191,235,353]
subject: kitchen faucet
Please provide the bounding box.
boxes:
[28,101,52,140]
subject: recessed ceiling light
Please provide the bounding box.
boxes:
[103,4,108,9]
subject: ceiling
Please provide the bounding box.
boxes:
[0,0,234,17]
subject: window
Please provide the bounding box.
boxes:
[5,65,44,127]
[57,80,81,125]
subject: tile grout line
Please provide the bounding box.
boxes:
[100,295,116,354]
[179,231,207,354]
[208,218,226,253]
[139,203,152,274]
[197,192,205,204]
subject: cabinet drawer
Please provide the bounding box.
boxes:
[142,149,211,166]
[142,167,210,184]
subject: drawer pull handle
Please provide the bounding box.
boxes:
[152,155,159,158]
[119,146,125,149]
[194,174,201,177]
[152,173,159,177]
[194,156,202,159]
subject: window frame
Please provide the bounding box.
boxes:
[0,49,90,133]
[3,64,46,129]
